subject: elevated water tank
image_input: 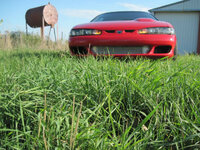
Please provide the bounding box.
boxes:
[25,3,58,28]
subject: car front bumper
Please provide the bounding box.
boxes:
[69,34,176,58]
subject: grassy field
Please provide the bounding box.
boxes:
[0,49,200,150]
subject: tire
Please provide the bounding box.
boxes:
[173,45,178,60]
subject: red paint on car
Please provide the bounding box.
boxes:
[69,11,177,58]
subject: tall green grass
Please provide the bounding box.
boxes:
[0,50,200,149]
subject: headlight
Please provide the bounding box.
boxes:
[70,29,102,36]
[138,27,175,35]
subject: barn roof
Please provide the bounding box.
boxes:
[149,0,200,12]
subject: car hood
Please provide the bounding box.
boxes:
[73,19,173,30]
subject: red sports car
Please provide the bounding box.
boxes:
[69,11,177,58]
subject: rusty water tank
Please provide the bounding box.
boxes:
[25,4,58,28]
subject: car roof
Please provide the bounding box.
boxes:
[99,11,150,15]
[90,11,155,22]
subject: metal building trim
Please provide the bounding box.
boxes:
[197,13,200,54]
[150,10,200,12]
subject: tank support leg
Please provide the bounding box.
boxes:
[53,27,57,42]
[41,16,44,40]
[48,26,52,44]
[26,22,28,35]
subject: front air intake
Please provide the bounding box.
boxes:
[154,46,172,54]
[70,47,88,55]
[91,46,150,55]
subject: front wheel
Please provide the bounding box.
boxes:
[173,45,178,60]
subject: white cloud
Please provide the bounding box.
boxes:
[118,3,150,12]
[60,9,103,19]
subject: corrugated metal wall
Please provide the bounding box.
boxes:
[155,12,199,54]
[152,0,200,12]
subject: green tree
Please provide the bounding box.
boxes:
[0,19,3,25]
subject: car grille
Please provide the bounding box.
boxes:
[105,30,135,33]
[91,46,150,55]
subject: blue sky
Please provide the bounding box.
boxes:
[0,0,179,39]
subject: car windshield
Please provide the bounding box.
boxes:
[91,11,157,22]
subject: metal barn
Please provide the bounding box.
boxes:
[149,0,200,54]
